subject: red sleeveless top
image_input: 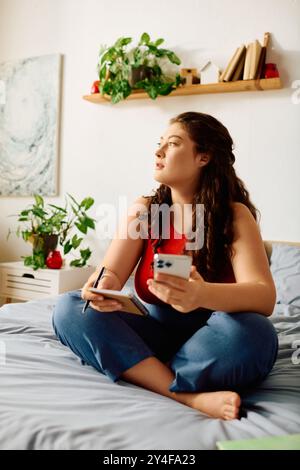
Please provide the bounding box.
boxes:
[134,221,236,305]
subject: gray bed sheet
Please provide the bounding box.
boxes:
[0,293,300,450]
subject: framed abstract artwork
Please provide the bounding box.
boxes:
[0,54,62,196]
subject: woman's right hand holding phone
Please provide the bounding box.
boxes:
[81,269,123,312]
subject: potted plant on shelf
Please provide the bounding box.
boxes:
[8,194,96,270]
[96,32,182,103]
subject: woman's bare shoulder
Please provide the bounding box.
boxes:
[125,196,152,221]
[131,195,151,215]
[231,202,254,219]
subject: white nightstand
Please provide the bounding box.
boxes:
[0,261,95,302]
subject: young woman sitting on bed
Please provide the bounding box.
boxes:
[53,111,278,421]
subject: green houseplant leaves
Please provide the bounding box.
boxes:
[8,194,96,270]
[97,32,182,103]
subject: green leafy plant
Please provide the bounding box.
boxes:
[97,32,182,103]
[98,36,133,104]
[8,194,96,270]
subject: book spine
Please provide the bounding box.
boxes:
[231,48,246,81]
[243,43,253,80]
[256,32,270,79]
[223,45,246,82]
[219,47,239,82]
[255,48,266,79]
[249,39,262,80]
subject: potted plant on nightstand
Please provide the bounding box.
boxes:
[8,194,96,270]
[96,32,182,103]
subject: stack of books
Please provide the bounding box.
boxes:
[219,32,270,82]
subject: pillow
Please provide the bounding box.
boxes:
[270,243,300,307]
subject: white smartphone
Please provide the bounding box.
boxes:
[153,253,192,280]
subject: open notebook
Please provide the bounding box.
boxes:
[88,288,150,316]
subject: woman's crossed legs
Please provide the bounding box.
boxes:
[52,290,278,420]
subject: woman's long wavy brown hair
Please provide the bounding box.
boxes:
[142,111,260,282]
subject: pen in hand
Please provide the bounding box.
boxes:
[81,265,106,314]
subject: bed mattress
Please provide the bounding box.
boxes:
[0,296,299,450]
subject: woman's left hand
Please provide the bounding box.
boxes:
[147,265,207,313]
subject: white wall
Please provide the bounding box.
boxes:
[0,0,300,269]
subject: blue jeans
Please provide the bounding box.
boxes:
[52,290,279,393]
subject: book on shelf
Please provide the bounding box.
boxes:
[231,46,247,81]
[255,32,271,79]
[249,39,262,79]
[243,42,254,80]
[220,33,273,82]
[219,45,246,82]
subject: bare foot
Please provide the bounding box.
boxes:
[190,391,241,420]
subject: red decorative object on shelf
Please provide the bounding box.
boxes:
[264,63,279,79]
[46,250,63,269]
[91,80,100,94]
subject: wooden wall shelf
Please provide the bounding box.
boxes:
[83,77,282,104]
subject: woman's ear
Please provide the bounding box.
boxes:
[196,152,210,168]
